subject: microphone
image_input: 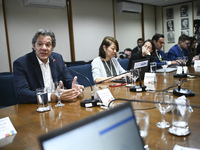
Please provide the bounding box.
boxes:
[173,75,195,97]
[68,68,100,107]
[130,68,146,92]
[173,59,187,78]
[96,71,129,84]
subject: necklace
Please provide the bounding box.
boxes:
[103,59,113,76]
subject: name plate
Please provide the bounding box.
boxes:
[194,60,200,72]
[176,66,188,74]
[0,117,17,140]
[144,73,156,90]
[144,72,157,84]
[194,60,200,67]
[96,88,114,107]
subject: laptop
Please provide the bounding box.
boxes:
[132,58,150,80]
[112,58,149,83]
[38,103,145,150]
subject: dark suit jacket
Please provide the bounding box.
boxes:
[132,46,140,54]
[155,49,168,68]
[13,50,74,104]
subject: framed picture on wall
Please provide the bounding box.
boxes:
[181,18,189,29]
[180,5,188,17]
[197,4,200,16]
[167,32,175,43]
[181,30,189,36]
[166,20,174,31]
[166,8,174,19]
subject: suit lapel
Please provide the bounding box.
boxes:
[49,55,57,83]
[30,51,44,87]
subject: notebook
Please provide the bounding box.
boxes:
[156,67,177,73]
[38,103,145,150]
[112,58,149,83]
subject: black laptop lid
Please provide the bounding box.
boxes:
[132,58,150,80]
[38,103,144,150]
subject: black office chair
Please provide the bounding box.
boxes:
[0,72,12,76]
[65,61,86,67]
[68,64,95,87]
[0,75,18,108]
[118,58,129,70]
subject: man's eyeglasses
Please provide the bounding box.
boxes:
[158,41,165,45]
[185,42,190,45]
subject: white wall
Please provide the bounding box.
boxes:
[71,0,114,61]
[155,6,163,34]
[4,0,71,71]
[0,3,10,72]
[143,4,156,40]
[115,2,142,52]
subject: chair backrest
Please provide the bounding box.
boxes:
[65,61,86,67]
[118,58,129,70]
[0,75,18,107]
[68,64,95,87]
[0,72,12,76]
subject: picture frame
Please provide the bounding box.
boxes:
[166,8,174,20]
[167,32,175,43]
[180,5,188,17]
[181,18,189,29]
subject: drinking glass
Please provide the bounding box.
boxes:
[125,70,134,87]
[168,98,191,136]
[54,81,65,107]
[132,69,140,86]
[150,62,157,73]
[154,92,172,128]
[161,60,168,75]
[36,87,51,112]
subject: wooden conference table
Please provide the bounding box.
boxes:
[0,66,200,150]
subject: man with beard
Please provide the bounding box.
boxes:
[152,34,178,68]
[168,35,199,65]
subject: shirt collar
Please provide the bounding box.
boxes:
[36,56,49,65]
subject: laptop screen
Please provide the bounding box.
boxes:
[39,103,144,150]
[132,58,149,80]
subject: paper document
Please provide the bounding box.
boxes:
[156,68,177,73]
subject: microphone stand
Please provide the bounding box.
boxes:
[129,70,146,92]
[173,74,195,97]
[68,68,100,107]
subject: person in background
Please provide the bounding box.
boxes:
[132,38,143,54]
[152,33,178,68]
[196,42,200,55]
[13,29,84,104]
[168,35,199,65]
[189,36,197,54]
[92,36,126,83]
[187,36,199,65]
[128,39,156,70]
[117,48,132,60]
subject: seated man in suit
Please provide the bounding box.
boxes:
[132,38,143,54]
[152,33,178,68]
[13,29,84,103]
[168,35,199,65]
